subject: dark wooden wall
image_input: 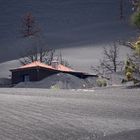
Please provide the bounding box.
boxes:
[11,67,58,84]
[11,67,97,85]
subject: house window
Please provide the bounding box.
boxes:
[23,75,30,82]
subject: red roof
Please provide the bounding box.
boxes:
[12,61,74,72]
[57,64,74,72]
[19,61,53,69]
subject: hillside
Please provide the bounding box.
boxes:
[0,87,139,140]
[0,0,137,77]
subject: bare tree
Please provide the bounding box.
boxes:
[91,42,124,76]
[21,12,40,37]
[19,12,71,68]
[59,51,71,68]
[19,47,55,65]
[19,12,56,65]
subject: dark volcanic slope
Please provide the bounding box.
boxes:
[0,87,140,140]
[0,0,136,62]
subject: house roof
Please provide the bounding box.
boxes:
[11,61,74,72]
[19,61,53,69]
[57,64,74,72]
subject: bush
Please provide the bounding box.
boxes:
[102,80,107,87]
[51,84,60,90]
[96,78,107,87]
[126,72,133,81]
[131,11,140,29]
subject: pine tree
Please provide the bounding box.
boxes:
[122,1,140,84]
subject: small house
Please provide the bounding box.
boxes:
[10,61,97,85]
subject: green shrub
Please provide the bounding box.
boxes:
[96,78,107,87]
[131,11,140,29]
[96,79,102,87]
[51,84,60,90]
[102,80,107,87]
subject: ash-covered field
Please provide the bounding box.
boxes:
[0,87,140,140]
